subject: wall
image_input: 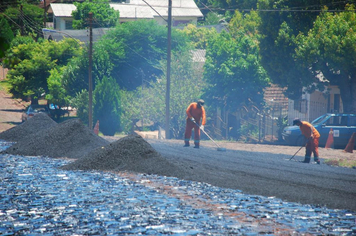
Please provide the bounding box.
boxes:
[287,86,342,124]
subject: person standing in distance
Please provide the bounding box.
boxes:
[293,118,321,164]
[184,99,206,148]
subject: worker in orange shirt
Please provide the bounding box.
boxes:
[184,99,206,148]
[293,118,321,164]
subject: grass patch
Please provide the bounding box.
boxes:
[0,79,10,92]
[324,158,356,168]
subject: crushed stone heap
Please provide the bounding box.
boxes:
[1,118,109,159]
[61,133,189,178]
[0,113,57,142]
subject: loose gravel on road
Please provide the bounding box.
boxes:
[0,114,356,235]
[1,147,355,235]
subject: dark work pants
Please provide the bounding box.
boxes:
[184,119,200,147]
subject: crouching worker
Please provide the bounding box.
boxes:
[184,99,206,148]
[293,118,321,164]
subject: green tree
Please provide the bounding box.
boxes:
[203,30,269,113]
[295,5,356,112]
[180,24,218,49]
[72,77,121,135]
[93,76,121,135]
[64,20,191,94]
[72,0,119,29]
[102,20,190,90]
[46,67,72,108]
[0,16,14,58]
[4,3,43,37]
[71,89,89,124]
[229,10,260,37]
[121,51,206,138]
[257,0,353,99]
[4,37,82,103]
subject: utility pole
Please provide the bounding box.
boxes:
[43,0,47,28]
[20,5,24,36]
[165,0,172,139]
[88,12,93,130]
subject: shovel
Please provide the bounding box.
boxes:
[192,120,226,152]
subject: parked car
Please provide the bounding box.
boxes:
[21,104,51,122]
[48,103,70,119]
[282,113,356,148]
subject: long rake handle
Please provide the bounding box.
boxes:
[192,120,222,149]
[289,144,305,160]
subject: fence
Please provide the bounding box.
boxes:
[211,101,332,143]
[238,105,288,143]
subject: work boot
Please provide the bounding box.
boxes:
[302,156,311,163]
[184,141,190,147]
[314,157,320,164]
[183,144,190,147]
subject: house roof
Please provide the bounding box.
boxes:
[50,0,203,20]
[264,84,288,109]
[110,4,154,19]
[50,3,76,17]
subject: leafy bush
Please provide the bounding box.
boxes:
[93,76,121,136]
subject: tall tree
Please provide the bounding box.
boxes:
[93,76,121,135]
[258,0,353,99]
[120,50,206,138]
[72,0,119,29]
[63,20,191,94]
[295,5,356,112]
[4,3,43,37]
[103,20,190,90]
[180,24,217,49]
[3,37,82,103]
[203,27,269,113]
[0,16,14,58]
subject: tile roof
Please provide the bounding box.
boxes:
[264,84,288,108]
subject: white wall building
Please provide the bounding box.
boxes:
[50,0,203,31]
[287,86,342,125]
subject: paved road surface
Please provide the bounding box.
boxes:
[148,139,356,211]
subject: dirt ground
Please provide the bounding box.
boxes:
[0,87,355,167]
[0,89,29,131]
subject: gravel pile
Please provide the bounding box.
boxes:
[1,118,109,159]
[0,113,57,142]
[61,133,189,178]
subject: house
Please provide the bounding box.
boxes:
[49,0,203,31]
[287,85,342,125]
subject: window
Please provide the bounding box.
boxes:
[326,115,348,126]
[349,116,356,126]
[65,20,73,30]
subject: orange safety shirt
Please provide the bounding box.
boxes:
[300,121,320,138]
[186,102,206,125]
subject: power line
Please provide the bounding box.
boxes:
[202,1,356,13]
[0,12,21,28]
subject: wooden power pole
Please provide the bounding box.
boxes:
[43,0,47,28]
[88,12,93,129]
[165,0,172,139]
